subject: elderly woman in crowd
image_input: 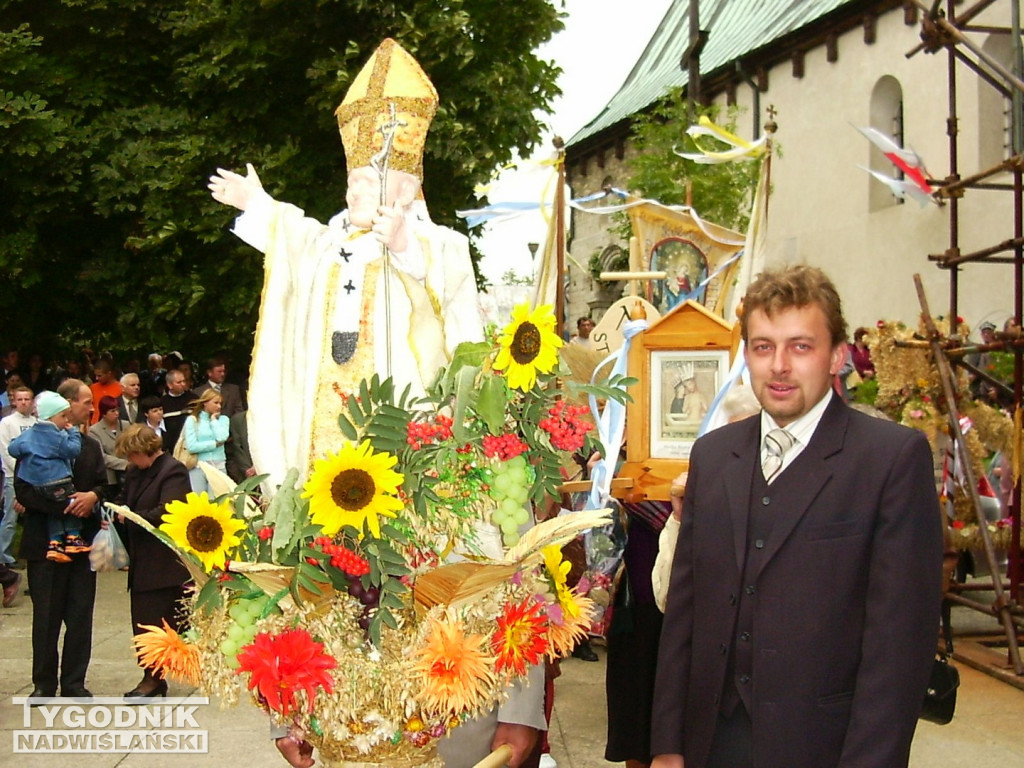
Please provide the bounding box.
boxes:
[114,424,191,698]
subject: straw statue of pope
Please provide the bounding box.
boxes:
[209,39,483,491]
[208,40,544,768]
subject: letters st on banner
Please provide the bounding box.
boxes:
[618,300,740,502]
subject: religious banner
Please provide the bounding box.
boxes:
[626,200,745,319]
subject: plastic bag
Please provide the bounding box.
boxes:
[89,505,129,572]
[578,495,628,638]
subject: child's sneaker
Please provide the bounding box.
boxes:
[46,541,72,563]
[64,534,91,554]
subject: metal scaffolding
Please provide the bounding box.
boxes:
[910,0,1024,676]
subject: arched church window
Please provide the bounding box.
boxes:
[869,75,905,210]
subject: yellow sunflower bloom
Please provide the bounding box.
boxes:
[302,441,404,538]
[161,492,246,572]
[493,303,562,391]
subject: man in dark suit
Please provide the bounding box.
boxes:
[225,410,255,483]
[194,356,244,417]
[117,373,145,424]
[160,368,195,450]
[16,379,107,699]
[650,266,944,768]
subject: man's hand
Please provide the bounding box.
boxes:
[244,467,258,478]
[669,470,688,522]
[490,723,539,768]
[275,732,314,768]
[14,500,25,516]
[371,204,408,253]
[651,755,685,768]
[209,163,263,212]
[66,491,98,518]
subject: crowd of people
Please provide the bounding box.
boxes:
[0,351,255,701]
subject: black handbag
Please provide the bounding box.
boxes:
[920,655,959,725]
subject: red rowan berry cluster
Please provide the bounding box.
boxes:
[405,414,454,449]
[482,433,529,460]
[313,537,370,576]
[539,400,593,452]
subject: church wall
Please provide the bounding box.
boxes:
[566,2,1018,335]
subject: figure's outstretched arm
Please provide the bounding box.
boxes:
[209,163,264,212]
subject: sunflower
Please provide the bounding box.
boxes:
[493,303,562,391]
[411,613,496,717]
[161,492,246,572]
[133,619,202,686]
[491,598,548,677]
[302,441,404,538]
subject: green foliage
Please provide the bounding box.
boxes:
[613,94,759,240]
[0,0,564,362]
[852,376,878,406]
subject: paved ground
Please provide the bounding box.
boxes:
[1,569,1022,767]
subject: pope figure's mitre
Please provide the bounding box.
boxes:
[335,38,438,180]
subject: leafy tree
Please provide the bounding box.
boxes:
[612,92,760,241]
[0,0,564,366]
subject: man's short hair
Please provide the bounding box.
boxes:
[740,265,847,346]
[120,372,139,387]
[12,385,33,397]
[57,378,87,401]
[206,355,227,372]
[165,368,184,383]
[93,360,112,374]
[115,424,163,457]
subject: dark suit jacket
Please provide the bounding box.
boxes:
[117,452,192,594]
[160,391,195,450]
[117,395,146,424]
[651,396,944,768]
[224,410,253,483]
[194,381,244,418]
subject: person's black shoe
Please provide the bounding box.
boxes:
[29,688,57,706]
[124,679,168,701]
[571,641,599,662]
[61,687,93,700]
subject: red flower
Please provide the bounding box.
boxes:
[491,598,548,676]
[951,520,965,530]
[236,628,336,717]
[258,526,274,541]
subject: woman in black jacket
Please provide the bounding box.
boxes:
[115,424,192,698]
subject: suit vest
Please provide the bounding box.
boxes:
[720,451,801,717]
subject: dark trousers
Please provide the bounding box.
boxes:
[27,556,97,693]
[707,706,753,768]
[130,583,187,671]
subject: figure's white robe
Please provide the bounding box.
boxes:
[233,194,482,490]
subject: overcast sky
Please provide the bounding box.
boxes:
[474,0,674,284]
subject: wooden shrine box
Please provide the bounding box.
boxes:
[616,299,740,503]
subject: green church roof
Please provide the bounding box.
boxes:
[567,0,864,149]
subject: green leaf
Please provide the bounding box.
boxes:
[194,576,223,614]
[476,373,508,434]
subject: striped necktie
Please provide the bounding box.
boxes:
[762,428,796,484]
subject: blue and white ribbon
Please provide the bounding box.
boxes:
[586,316,649,510]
